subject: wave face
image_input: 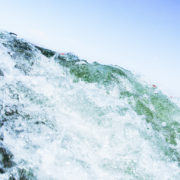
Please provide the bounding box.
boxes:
[0,31,180,180]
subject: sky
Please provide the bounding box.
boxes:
[0,0,180,96]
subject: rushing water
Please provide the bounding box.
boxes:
[0,31,180,180]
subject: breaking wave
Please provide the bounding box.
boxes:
[0,31,180,180]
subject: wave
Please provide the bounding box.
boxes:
[0,31,180,180]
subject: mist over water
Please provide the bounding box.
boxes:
[0,31,180,179]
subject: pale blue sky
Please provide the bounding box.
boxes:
[0,0,180,96]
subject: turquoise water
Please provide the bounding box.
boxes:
[0,31,180,179]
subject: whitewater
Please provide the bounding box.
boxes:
[0,31,180,180]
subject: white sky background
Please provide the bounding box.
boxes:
[0,0,180,97]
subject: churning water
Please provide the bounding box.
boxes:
[0,31,180,180]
